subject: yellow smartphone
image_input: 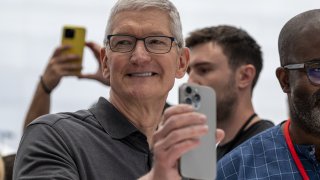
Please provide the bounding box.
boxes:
[61,25,86,74]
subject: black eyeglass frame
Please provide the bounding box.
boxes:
[283,59,320,85]
[106,34,178,54]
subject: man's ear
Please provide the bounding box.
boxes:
[100,48,110,81]
[236,64,256,89]
[175,47,190,79]
[276,67,290,93]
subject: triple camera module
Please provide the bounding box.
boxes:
[182,85,201,109]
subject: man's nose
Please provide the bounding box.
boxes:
[130,41,151,64]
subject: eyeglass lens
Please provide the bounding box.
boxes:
[109,35,173,53]
[307,62,320,84]
[110,36,134,52]
[307,66,320,84]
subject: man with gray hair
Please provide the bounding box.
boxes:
[217,9,320,179]
[14,0,225,179]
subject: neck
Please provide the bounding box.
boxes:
[285,120,320,162]
[288,120,320,145]
[109,91,165,145]
[218,99,257,145]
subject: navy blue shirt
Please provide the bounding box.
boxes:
[217,122,320,179]
[13,97,152,180]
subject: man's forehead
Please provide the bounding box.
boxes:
[110,9,171,35]
[289,29,320,63]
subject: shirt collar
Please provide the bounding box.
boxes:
[89,97,139,139]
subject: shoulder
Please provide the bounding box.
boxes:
[222,124,283,159]
[245,119,275,134]
[29,109,94,128]
[23,109,100,147]
[18,109,100,163]
[217,125,286,179]
[256,119,275,127]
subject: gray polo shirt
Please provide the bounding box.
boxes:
[13,97,152,180]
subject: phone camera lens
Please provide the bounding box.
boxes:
[185,97,192,105]
[64,28,75,38]
[193,93,201,103]
[185,86,192,94]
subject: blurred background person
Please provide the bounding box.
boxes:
[186,25,274,160]
[2,154,14,180]
[0,156,4,180]
[23,42,108,130]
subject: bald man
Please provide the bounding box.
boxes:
[217,9,320,179]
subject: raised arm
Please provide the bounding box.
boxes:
[23,42,111,130]
[23,45,82,129]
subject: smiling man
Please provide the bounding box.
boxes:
[13,0,214,179]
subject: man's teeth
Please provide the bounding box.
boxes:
[131,72,153,77]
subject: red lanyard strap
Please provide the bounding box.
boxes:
[284,120,309,180]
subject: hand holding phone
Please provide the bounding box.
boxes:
[179,83,216,180]
[61,25,86,74]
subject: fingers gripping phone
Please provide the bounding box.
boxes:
[178,83,216,180]
[61,25,86,74]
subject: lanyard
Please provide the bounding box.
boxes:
[284,120,309,180]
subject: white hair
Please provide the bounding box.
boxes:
[104,0,184,47]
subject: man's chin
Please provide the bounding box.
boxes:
[299,108,320,136]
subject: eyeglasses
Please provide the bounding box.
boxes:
[106,35,177,54]
[283,59,320,85]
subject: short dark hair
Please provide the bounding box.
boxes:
[185,25,263,89]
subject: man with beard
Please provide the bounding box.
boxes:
[217,9,320,179]
[186,25,274,160]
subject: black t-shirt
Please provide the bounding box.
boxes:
[217,120,274,160]
[14,97,152,180]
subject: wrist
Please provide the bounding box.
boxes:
[40,76,52,94]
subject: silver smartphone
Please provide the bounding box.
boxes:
[178,83,216,180]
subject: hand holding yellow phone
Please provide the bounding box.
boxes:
[61,25,86,74]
